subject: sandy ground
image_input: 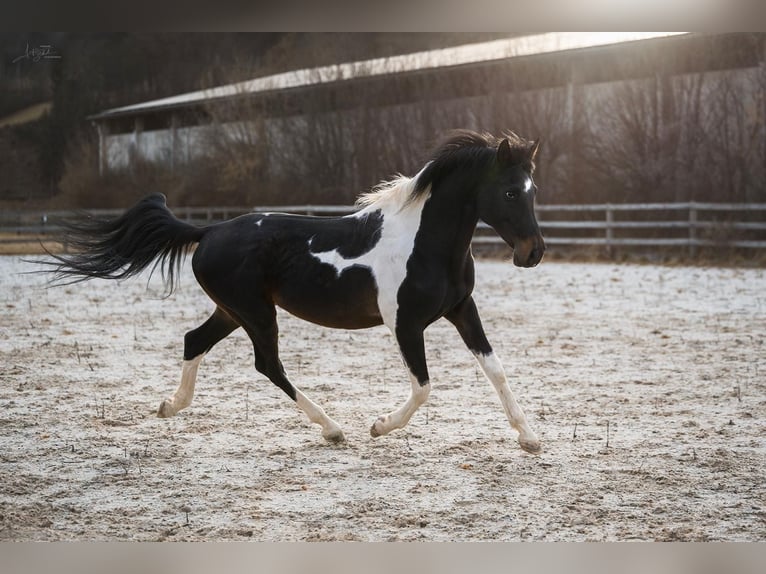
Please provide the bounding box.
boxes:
[0,255,764,541]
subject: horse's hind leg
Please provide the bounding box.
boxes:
[235,304,345,443]
[157,306,239,418]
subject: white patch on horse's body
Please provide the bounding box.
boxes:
[474,351,540,453]
[308,168,431,331]
[157,353,205,418]
[308,241,363,278]
[304,173,433,436]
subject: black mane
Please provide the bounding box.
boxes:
[413,130,534,198]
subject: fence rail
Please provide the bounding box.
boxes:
[2,202,766,254]
[531,202,766,253]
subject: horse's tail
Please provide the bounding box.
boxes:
[41,193,205,294]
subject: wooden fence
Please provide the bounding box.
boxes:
[2,202,766,256]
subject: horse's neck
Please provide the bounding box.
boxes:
[414,189,479,270]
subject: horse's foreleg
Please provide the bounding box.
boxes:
[158,307,238,418]
[370,326,431,437]
[473,352,540,454]
[446,297,541,454]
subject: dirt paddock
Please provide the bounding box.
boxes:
[0,255,764,541]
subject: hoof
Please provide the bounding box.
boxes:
[157,399,175,418]
[519,437,542,455]
[370,416,388,438]
[323,428,346,444]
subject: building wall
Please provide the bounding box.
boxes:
[105,124,212,169]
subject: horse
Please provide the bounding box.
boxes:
[42,129,546,454]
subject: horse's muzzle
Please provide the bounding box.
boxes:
[512,235,545,268]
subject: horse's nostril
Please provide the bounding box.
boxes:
[528,247,543,266]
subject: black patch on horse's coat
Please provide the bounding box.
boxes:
[305,209,383,258]
[183,307,239,361]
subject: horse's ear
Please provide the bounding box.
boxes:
[528,139,540,162]
[497,138,513,165]
[524,139,540,173]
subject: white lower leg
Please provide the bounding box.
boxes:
[157,354,204,418]
[475,352,540,453]
[295,389,345,443]
[371,376,430,437]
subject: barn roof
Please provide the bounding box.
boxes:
[88,32,688,121]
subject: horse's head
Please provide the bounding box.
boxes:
[476,137,545,268]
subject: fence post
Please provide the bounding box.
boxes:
[689,202,698,258]
[605,204,614,257]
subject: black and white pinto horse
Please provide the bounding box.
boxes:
[45,130,546,453]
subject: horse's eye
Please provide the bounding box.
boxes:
[505,189,520,201]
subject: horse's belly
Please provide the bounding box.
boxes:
[273,264,383,330]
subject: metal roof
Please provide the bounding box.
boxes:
[89,32,688,121]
